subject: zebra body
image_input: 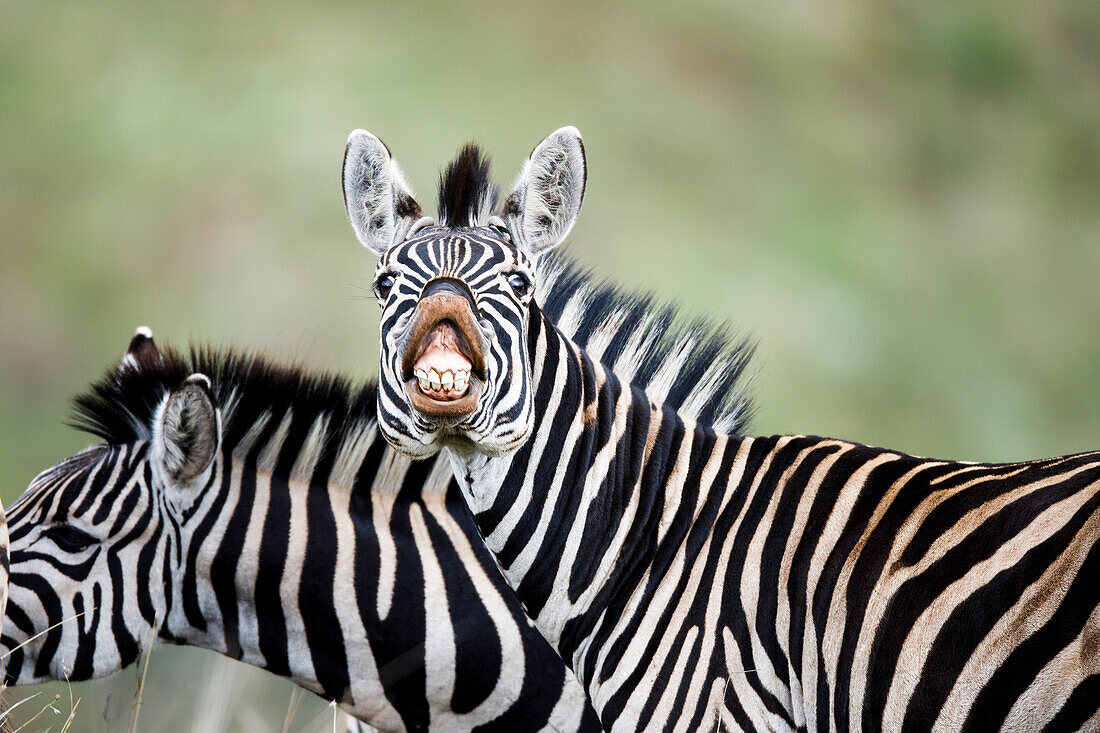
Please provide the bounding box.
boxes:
[3,331,600,732]
[346,127,1100,730]
[459,350,1100,731]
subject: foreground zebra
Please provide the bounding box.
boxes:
[1,329,597,732]
[3,257,748,729]
[345,127,1100,731]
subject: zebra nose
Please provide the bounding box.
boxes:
[420,278,478,311]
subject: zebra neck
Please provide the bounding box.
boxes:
[178,450,452,726]
[173,454,334,696]
[452,310,749,672]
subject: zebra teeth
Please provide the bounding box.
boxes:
[442,371,454,390]
[428,369,441,390]
[417,376,432,393]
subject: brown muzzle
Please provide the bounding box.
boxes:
[400,291,487,423]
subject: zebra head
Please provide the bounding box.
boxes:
[343,127,586,458]
[2,329,220,684]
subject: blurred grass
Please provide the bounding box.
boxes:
[1,0,1098,729]
[2,647,348,731]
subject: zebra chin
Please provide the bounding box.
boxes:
[1,636,128,685]
[377,389,534,460]
[0,641,59,686]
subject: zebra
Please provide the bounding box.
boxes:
[1,328,598,732]
[2,248,748,732]
[344,126,1100,731]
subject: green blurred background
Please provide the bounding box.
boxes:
[1,0,1097,729]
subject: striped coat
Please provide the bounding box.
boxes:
[454,309,1100,731]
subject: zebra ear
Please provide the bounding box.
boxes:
[342,129,427,255]
[120,326,162,373]
[154,374,219,486]
[502,126,587,256]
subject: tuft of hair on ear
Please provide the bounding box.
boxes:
[342,129,424,254]
[158,374,218,485]
[437,144,499,228]
[503,126,587,255]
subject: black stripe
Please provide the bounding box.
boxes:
[299,434,350,700]
[958,490,1100,731]
[863,466,1100,729]
[1041,673,1100,732]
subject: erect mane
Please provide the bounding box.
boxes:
[437,144,498,227]
[538,255,755,434]
[71,346,379,461]
[69,262,753,457]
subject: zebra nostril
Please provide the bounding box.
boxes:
[421,278,478,311]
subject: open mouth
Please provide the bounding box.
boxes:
[411,321,475,398]
[400,291,486,423]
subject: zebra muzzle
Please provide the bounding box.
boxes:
[401,292,486,423]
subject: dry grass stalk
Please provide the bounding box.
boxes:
[281,685,305,733]
[128,614,159,733]
[0,610,90,664]
[9,693,59,732]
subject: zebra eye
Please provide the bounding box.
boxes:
[507,272,532,298]
[43,524,98,553]
[374,274,396,301]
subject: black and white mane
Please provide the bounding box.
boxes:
[538,255,754,434]
[71,263,753,455]
[437,143,498,228]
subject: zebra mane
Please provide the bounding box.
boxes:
[437,144,498,228]
[71,347,379,469]
[68,261,753,464]
[537,255,755,435]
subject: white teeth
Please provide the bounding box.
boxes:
[413,366,472,396]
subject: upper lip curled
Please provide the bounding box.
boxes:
[397,291,488,423]
[399,293,487,382]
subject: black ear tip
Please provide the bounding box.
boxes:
[127,326,155,354]
[121,326,162,373]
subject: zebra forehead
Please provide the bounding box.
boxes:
[23,445,109,502]
[382,228,526,276]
